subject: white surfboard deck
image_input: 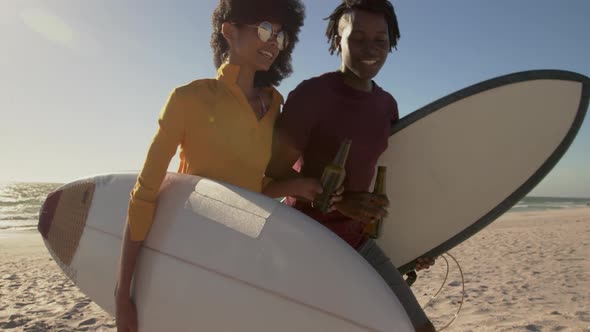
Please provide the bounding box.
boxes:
[376,70,589,273]
[38,173,414,332]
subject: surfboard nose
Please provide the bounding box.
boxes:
[37,181,96,267]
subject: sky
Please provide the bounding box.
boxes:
[1,1,589,197]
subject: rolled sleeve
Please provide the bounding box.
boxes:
[128,89,185,241]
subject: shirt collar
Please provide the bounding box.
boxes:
[216,62,284,105]
[216,62,241,85]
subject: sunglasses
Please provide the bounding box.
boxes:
[241,21,288,51]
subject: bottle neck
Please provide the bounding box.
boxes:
[373,166,387,195]
[333,139,352,167]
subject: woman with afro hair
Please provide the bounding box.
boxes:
[114,1,316,331]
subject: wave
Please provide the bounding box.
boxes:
[0,199,44,206]
[0,214,38,221]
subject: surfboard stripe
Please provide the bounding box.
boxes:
[44,182,95,266]
[38,189,62,240]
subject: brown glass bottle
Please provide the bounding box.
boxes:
[314,139,352,213]
[365,166,387,239]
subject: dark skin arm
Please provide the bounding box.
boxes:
[115,221,141,332]
[264,130,343,206]
[264,130,321,201]
[265,129,303,182]
[267,130,380,219]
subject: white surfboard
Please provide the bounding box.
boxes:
[38,173,414,332]
[376,70,589,274]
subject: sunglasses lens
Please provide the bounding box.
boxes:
[257,22,273,42]
[256,21,287,50]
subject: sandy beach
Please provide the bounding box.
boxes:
[1,208,589,331]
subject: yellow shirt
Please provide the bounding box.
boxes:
[127,63,283,241]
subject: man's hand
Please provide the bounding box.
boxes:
[326,185,344,212]
[415,257,436,271]
[334,191,389,223]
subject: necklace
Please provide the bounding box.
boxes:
[256,93,268,120]
[248,89,268,120]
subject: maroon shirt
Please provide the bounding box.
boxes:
[277,72,398,248]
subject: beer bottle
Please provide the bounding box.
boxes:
[365,166,387,239]
[314,139,352,213]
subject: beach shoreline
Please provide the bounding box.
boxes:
[2,208,589,331]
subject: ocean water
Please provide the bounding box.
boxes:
[0,182,589,230]
[509,196,590,213]
[0,182,63,230]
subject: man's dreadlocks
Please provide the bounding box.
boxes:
[325,0,400,55]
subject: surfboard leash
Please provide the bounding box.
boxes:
[423,252,465,331]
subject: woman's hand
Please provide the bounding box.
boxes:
[116,295,138,332]
[289,178,324,202]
